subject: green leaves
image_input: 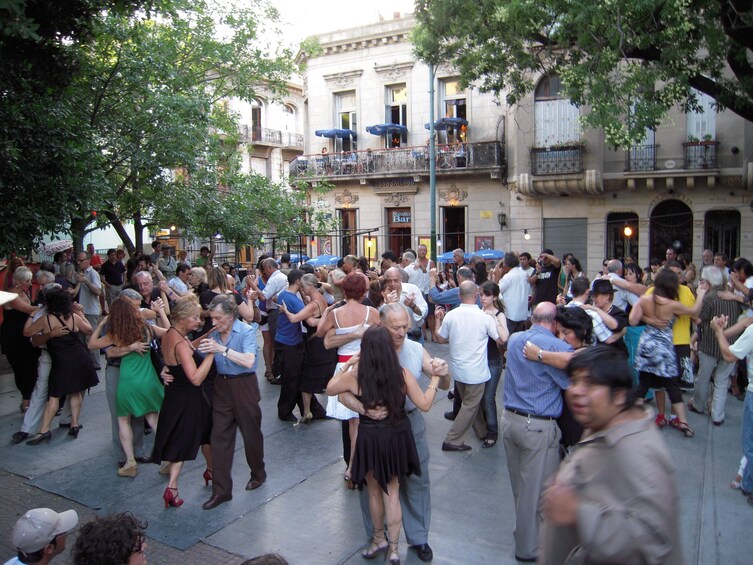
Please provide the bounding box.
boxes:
[413,0,753,147]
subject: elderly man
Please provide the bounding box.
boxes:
[503,302,572,562]
[450,248,467,285]
[7,507,78,565]
[198,295,265,510]
[498,252,531,335]
[539,346,684,565]
[249,257,288,380]
[338,303,450,563]
[383,267,428,344]
[328,255,357,301]
[688,266,741,424]
[133,270,171,318]
[603,259,639,311]
[76,251,103,370]
[434,281,507,451]
[427,266,475,308]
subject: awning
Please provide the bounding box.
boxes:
[314,129,358,140]
[424,117,469,131]
[365,123,408,136]
[473,249,505,260]
[43,240,73,254]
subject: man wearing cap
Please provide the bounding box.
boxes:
[6,507,78,565]
[588,279,628,348]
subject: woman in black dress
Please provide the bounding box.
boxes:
[151,295,215,508]
[327,326,441,565]
[24,286,98,443]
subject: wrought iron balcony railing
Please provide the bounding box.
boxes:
[239,125,304,148]
[683,141,719,169]
[289,141,502,179]
[626,144,658,172]
[530,145,583,175]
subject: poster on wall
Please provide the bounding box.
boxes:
[475,236,494,251]
[418,236,433,259]
[319,237,332,255]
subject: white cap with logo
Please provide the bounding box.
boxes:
[12,508,79,554]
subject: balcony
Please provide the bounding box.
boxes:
[288,141,503,180]
[530,145,583,175]
[626,145,658,172]
[683,140,719,169]
[239,125,304,149]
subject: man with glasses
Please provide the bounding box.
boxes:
[76,252,103,370]
[7,507,78,565]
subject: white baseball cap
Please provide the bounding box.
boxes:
[12,508,79,553]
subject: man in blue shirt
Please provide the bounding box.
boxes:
[427,266,475,307]
[502,301,572,562]
[275,270,316,422]
[198,294,264,510]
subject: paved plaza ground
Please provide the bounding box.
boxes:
[0,339,750,564]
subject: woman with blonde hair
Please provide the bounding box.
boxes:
[151,295,215,507]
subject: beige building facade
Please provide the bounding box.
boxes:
[293,13,752,276]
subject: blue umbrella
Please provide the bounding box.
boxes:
[306,254,341,267]
[436,251,471,263]
[424,117,469,131]
[315,128,358,140]
[279,254,309,264]
[473,249,505,260]
[365,123,408,136]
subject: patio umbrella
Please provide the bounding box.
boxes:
[424,117,469,131]
[365,123,408,136]
[314,128,358,140]
[279,254,310,264]
[43,240,73,254]
[306,254,341,267]
[472,249,505,261]
[436,251,471,263]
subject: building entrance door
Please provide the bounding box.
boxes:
[442,206,466,251]
[650,199,693,262]
[387,207,412,257]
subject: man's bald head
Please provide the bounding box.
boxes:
[531,301,557,329]
[457,266,475,282]
[458,280,478,302]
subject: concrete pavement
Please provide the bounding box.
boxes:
[0,338,749,564]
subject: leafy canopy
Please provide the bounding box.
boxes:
[413,0,753,147]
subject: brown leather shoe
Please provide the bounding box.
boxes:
[202,494,232,510]
[246,476,266,490]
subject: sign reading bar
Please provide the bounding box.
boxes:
[392,211,412,224]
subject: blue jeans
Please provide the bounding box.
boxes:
[482,358,503,439]
[743,392,753,493]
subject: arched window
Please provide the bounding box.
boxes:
[606,212,639,262]
[649,200,693,262]
[534,75,579,147]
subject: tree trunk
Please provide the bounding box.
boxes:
[133,211,145,253]
[69,217,89,256]
[104,211,136,255]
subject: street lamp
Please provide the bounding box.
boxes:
[366,237,373,268]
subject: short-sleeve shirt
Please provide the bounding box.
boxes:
[437,303,499,384]
[78,266,102,316]
[729,324,753,393]
[533,264,561,306]
[398,339,426,412]
[210,319,257,375]
[275,290,304,346]
[100,259,126,286]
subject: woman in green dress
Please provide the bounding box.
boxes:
[89,297,168,477]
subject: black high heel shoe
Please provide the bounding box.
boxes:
[26,431,51,445]
[68,425,81,439]
[203,469,213,486]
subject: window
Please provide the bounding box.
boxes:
[441,79,466,143]
[534,75,579,147]
[705,210,740,261]
[687,89,716,140]
[251,99,263,141]
[386,84,407,147]
[282,104,296,132]
[336,91,357,152]
[606,213,639,262]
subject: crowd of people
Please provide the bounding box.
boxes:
[3,241,753,564]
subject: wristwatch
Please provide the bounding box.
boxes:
[222,347,229,357]
[537,350,543,361]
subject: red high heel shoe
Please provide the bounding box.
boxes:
[163,487,184,508]
[203,469,213,486]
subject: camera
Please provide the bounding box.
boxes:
[537,259,544,266]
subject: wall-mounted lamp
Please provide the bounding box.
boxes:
[523,229,531,241]
[497,213,507,230]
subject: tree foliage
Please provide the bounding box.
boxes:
[413,0,753,147]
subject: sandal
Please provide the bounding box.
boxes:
[669,419,694,437]
[362,529,388,560]
[343,472,356,490]
[481,438,496,449]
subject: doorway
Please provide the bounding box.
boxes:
[442,206,466,251]
[338,209,358,256]
[387,208,412,257]
[649,199,693,263]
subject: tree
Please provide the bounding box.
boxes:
[413,0,753,147]
[64,0,308,253]
[0,0,164,256]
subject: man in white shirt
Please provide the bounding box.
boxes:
[498,252,531,334]
[249,257,289,378]
[76,251,102,370]
[434,281,505,451]
[603,259,638,312]
[383,267,428,344]
[168,263,191,297]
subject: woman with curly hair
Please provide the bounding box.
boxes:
[72,512,148,565]
[88,297,168,477]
